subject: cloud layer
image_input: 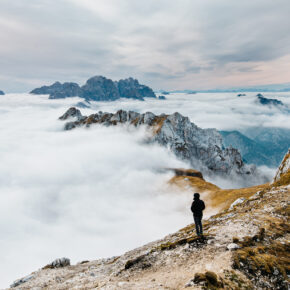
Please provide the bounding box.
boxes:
[0,0,290,92]
[0,91,287,286]
[0,94,197,287]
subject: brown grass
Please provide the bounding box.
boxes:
[169,174,269,211]
[151,115,168,134]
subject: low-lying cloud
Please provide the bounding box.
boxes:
[0,94,194,287]
[0,92,287,287]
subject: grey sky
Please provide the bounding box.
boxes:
[0,0,290,92]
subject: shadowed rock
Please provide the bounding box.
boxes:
[30,82,81,99]
[30,76,156,101]
[256,93,284,106]
[0,90,4,95]
[43,257,71,269]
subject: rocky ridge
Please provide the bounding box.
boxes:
[59,107,261,183]
[256,93,284,106]
[9,152,290,289]
[30,76,156,101]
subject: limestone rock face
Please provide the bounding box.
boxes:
[30,76,156,101]
[273,149,290,185]
[59,108,257,178]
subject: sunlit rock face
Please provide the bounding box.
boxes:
[273,149,290,186]
[30,76,156,101]
[59,108,257,179]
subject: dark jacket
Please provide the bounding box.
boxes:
[191,199,205,217]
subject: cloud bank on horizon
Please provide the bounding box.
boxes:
[0,0,290,92]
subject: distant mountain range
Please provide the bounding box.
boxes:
[166,82,290,93]
[220,127,290,167]
[30,76,156,101]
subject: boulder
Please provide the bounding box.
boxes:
[229,198,246,210]
[59,107,83,120]
[10,274,34,288]
[43,257,70,269]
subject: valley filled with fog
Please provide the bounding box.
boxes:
[0,92,289,287]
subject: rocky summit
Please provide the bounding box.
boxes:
[256,93,284,107]
[9,150,290,289]
[0,89,5,95]
[30,76,156,101]
[58,107,264,184]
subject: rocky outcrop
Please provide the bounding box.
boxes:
[30,76,156,101]
[170,168,203,179]
[158,95,166,100]
[256,93,284,106]
[0,90,4,95]
[81,76,120,101]
[59,107,257,179]
[117,77,156,100]
[30,82,82,99]
[273,149,290,186]
[43,258,70,269]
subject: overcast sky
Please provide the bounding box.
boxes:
[1,0,290,92]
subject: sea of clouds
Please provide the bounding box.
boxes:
[0,92,289,287]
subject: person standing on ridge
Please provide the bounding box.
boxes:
[191,193,205,236]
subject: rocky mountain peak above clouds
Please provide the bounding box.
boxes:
[256,93,284,106]
[58,107,262,183]
[30,76,156,101]
[0,89,5,95]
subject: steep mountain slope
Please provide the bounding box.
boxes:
[30,76,156,101]
[59,107,263,185]
[220,130,277,167]
[10,151,290,289]
[243,127,290,165]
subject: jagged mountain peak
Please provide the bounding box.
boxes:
[58,107,262,183]
[30,76,156,101]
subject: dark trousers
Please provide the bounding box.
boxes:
[194,215,203,235]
